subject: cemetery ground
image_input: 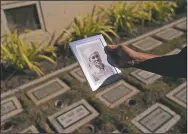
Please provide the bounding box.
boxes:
[0,11,186,94]
[1,24,187,133]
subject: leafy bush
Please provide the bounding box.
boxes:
[135,1,177,24]
[98,2,140,33]
[149,1,177,22]
[135,2,156,24]
[1,31,56,76]
[56,6,119,49]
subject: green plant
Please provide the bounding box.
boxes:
[56,6,119,49]
[150,1,177,22]
[1,31,56,76]
[135,2,156,24]
[98,2,140,34]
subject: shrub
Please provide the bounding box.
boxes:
[56,6,119,49]
[98,2,140,34]
[136,1,177,24]
[150,1,177,22]
[1,30,56,76]
[135,2,156,24]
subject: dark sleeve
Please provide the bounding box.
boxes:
[134,46,187,78]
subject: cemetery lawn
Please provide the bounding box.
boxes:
[8,33,186,132]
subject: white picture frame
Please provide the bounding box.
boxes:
[70,34,122,91]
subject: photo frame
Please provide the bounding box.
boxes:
[70,34,122,91]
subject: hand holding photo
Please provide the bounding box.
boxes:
[70,35,122,91]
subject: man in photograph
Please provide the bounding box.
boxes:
[83,47,115,82]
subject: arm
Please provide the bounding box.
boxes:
[106,45,187,78]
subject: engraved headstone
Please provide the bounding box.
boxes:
[20,125,39,133]
[155,28,184,41]
[166,82,187,108]
[96,80,139,108]
[27,78,70,105]
[48,99,99,133]
[132,37,162,51]
[131,103,180,133]
[175,21,186,31]
[70,67,86,82]
[1,96,23,122]
[131,69,161,85]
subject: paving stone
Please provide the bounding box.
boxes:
[48,99,99,133]
[20,125,39,133]
[26,78,70,105]
[131,103,180,133]
[155,28,184,41]
[166,82,187,108]
[166,48,181,56]
[70,67,86,82]
[175,21,187,31]
[96,80,140,108]
[1,96,23,122]
[132,37,162,51]
[131,69,161,85]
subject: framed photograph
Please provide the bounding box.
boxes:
[70,34,122,91]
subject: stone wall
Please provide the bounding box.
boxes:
[1,1,114,38]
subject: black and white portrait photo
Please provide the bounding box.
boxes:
[70,35,121,91]
[77,39,116,84]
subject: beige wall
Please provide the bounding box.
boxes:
[40,1,113,36]
[1,1,113,38]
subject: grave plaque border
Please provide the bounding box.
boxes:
[175,21,186,31]
[27,78,70,105]
[70,67,86,82]
[132,37,162,51]
[96,80,140,108]
[20,125,39,133]
[155,28,184,41]
[166,48,181,56]
[131,103,180,133]
[55,104,92,129]
[1,96,23,122]
[181,44,187,49]
[48,99,99,133]
[166,82,187,108]
[131,69,161,85]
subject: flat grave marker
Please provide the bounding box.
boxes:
[27,78,70,105]
[48,99,99,133]
[70,67,86,82]
[131,103,180,133]
[175,21,187,31]
[166,82,187,108]
[131,69,161,85]
[1,96,23,122]
[96,80,140,108]
[155,28,184,41]
[132,37,162,51]
[20,125,39,133]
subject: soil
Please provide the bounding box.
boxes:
[0,12,186,93]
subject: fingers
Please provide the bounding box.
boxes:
[107,45,118,49]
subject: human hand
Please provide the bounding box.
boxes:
[105,44,139,68]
